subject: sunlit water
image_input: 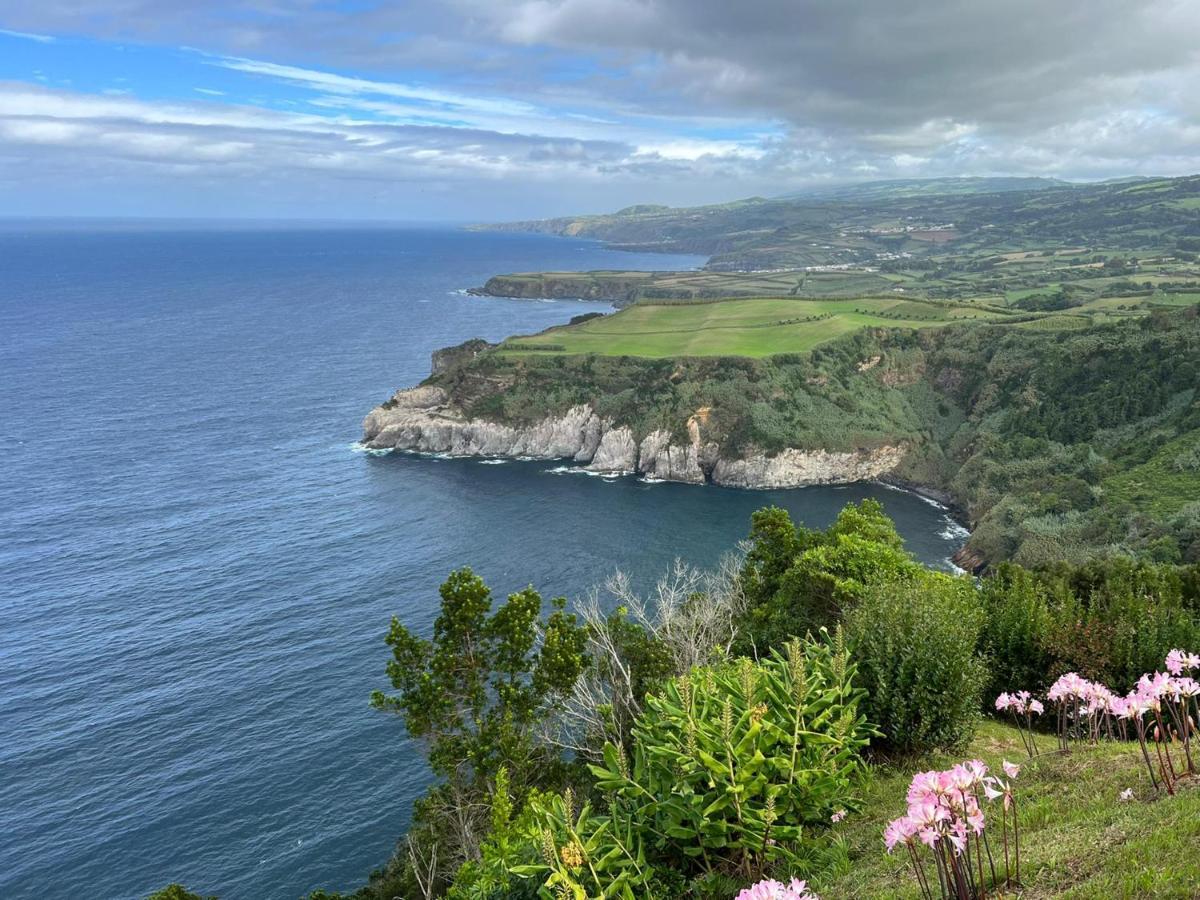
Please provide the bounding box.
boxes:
[0,224,965,898]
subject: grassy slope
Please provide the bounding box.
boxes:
[1104,429,1200,518]
[821,721,1200,899]
[502,297,1002,358]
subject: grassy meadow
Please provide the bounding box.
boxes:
[821,721,1200,899]
[501,296,1004,358]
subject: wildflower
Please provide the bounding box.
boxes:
[559,841,584,870]
[884,815,917,852]
[1118,788,1134,802]
[1165,648,1200,675]
[1002,760,1021,779]
[831,809,846,824]
[735,877,820,900]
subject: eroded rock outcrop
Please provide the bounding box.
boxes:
[711,446,906,489]
[362,388,908,489]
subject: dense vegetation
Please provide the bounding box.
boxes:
[259,501,1196,900]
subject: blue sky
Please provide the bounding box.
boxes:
[0,1,1198,220]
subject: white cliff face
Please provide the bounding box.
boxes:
[362,386,906,488]
[588,426,637,473]
[711,446,906,489]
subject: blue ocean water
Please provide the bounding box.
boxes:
[0,224,966,899]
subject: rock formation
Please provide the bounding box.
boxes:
[362,386,907,489]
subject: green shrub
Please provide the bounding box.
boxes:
[846,574,988,753]
[977,559,1200,696]
[586,634,871,882]
[978,563,1053,695]
[146,887,215,900]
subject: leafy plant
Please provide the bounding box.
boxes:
[846,575,988,753]
[588,634,872,883]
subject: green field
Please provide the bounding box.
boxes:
[501,297,1003,358]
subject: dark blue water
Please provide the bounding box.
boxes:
[0,224,966,899]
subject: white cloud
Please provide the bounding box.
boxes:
[210,55,540,119]
[0,27,55,43]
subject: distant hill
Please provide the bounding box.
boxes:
[777,175,1070,201]
[474,173,1200,271]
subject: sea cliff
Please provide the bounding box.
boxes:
[362,385,907,489]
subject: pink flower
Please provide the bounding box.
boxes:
[735,877,820,900]
[1029,698,1044,715]
[830,809,846,824]
[1002,760,1021,780]
[995,692,1012,711]
[1166,648,1200,675]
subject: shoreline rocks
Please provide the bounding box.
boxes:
[362,387,909,490]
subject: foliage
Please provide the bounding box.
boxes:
[549,560,741,762]
[587,635,872,884]
[845,576,988,754]
[145,887,215,900]
[367,568,589,895]
[979,558,1200,695]
[738,502,920,655]
[371,568,588,783]
[446,769,544,900]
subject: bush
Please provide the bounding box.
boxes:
[977,559,1200,696]
[585,634,872,883]
[846,574,988,753]
[978,563,1053,696]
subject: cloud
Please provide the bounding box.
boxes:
[0,1,1199,217]
[209,55,541,119]
[0,27,56,43]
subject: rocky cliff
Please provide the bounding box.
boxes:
[362,385,907,489]
[470,272,655,306]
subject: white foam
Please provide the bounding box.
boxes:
[939,518,971,541]
[545,464,630,479]
[479,459,508,465]
[348,442,393,457]
[874,480,947,509]
[944,557,968,575]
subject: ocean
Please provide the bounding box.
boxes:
[0,223,966,899]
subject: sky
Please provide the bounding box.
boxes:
[0,1,1198,220]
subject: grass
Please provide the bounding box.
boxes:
[819,720,1200,899]
[499,297,1002,358]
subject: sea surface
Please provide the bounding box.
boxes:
[0,223,967,899]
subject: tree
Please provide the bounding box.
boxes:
[369,568,588,891]
[737,501,920,654]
